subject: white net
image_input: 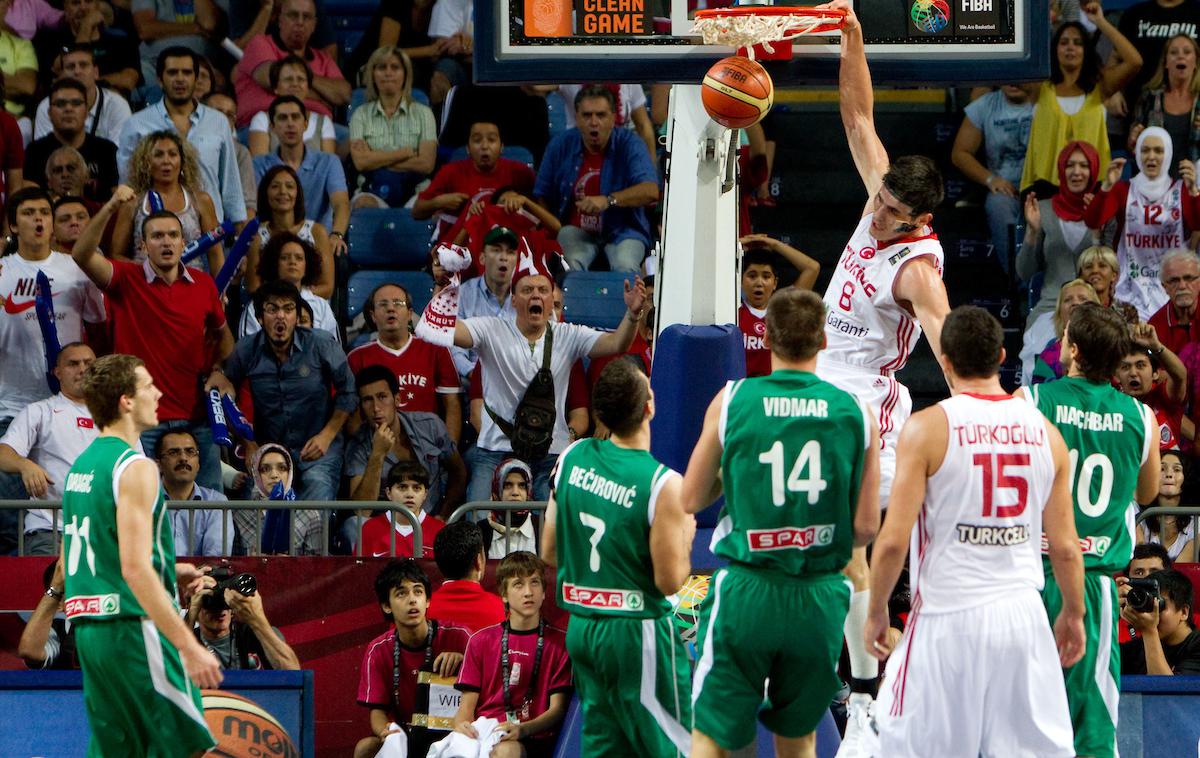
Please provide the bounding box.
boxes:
[691,12,836,55]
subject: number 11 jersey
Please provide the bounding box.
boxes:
[715,370,869,577]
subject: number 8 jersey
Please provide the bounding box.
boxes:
[715,371,869,576]
[821,213,944,372]
[913,394,1055,614]
[551,438,678,619]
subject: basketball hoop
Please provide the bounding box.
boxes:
[692,6,847,60]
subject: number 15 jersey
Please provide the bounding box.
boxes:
[716,370,869,577]
[914,394,1054,615]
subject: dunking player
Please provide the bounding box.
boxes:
[62,354,222,757]
[866,306,1085,757]
[1018,302,1160,758]
[815,1,953,747]
[541,358,695,757]
[683,289,880,758]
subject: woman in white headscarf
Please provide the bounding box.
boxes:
[1085,126,1200,320]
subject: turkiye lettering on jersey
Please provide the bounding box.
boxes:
[1116,180,1185,319]
[821,214,945,372]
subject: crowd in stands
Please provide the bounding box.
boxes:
[4,0,1200,751]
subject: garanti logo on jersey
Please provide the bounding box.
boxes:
[746,524,835,551]
[562,582,645,611]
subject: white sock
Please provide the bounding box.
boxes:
[844,590,879,682]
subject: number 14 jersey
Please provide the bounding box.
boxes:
[716,371,869,576]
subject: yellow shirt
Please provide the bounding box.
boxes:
[0,30,36,117]
[1020,81,1110,191]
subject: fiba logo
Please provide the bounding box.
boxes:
[962,0,991,9]
[911,0,950,32]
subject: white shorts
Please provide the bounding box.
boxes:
[814,358,910,508]
[873,590,1074,758]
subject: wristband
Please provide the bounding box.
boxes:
[607,193,619,208]
[45,587,63,600]
[330,231,344,239]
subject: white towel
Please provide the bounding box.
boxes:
[373,722,408,758]
[426,717,505,758]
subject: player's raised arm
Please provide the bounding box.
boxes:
[894,256,952,362]
[1041,420,1086,668]
[824,0,889,203]
[681,387,726,513]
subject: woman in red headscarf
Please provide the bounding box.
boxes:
[1016,140,1112,383]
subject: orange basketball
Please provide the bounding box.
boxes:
[202,690,299,758]
[701,56,774,129]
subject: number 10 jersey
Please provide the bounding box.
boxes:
[715,370,869,577]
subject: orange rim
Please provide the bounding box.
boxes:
[693,6,847,35]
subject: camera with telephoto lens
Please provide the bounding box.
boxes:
[1126,577,1161,614]
[200,566,257,613]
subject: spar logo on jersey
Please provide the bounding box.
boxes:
[747,524,835,551]
[1039,534,1112,556]
[64,593,120,619]
[562,582,644,611]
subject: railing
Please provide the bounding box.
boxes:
[447,500,549,557]
[0,499,421,558]
[1134,506,1200,563]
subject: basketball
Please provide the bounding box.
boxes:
[701,56,774,129]
[202,690,299,758]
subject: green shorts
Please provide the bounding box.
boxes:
[1042,572,1120,758]
[566,613,692,758]
[75,618,215,758]
[692,565,851,750]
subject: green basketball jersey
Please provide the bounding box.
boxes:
[1030,376,1153,574]
[552,438,676,619]
[715,371,868,576]
[62,436,178,623]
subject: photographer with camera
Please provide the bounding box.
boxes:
[1120,568,1200,675]
[187,567,300,671]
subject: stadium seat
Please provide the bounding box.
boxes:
[561,271,637,330]
[345,270,435,321]
[447,144,536,169]
[346,208,433,269]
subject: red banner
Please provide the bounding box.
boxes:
[0,556,568,758]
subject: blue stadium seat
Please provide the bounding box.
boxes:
[345,270,435,320]
[346,208,433,269]
[447,144,536,169]
[561,271,637,330]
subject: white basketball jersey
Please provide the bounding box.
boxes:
[1115,180,1186,320]
[821,213,944,372]
[911,393,1055,615]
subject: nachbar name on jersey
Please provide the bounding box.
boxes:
[761,397,830,418]
[562,582,645,611]
[565,465,637,508]
[953,422,1046,446]
[956,523,1030,546]
[1053,405,1125,433]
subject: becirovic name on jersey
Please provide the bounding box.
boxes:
[565,466,637,508]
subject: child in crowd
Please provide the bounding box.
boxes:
[737,235,820,376]
[360,462,446,558]
[451,552,572,758]
[429,522,508,633]
[355,560,470,758]
[480,459,539,559]
[1116,323,1188,450]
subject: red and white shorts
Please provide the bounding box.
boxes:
[873,589,1074,758]
[815,358,910,509]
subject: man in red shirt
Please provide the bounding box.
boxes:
[429,521,507,633]
[348,282,461,442]
[355,559,469,758]
[71,184,234,490]
[413,121,540,243]
[1149,250,1200,355]
[233,0,350,127]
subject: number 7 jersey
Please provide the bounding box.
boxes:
[715,370,869,576]
[551,438,678,619]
